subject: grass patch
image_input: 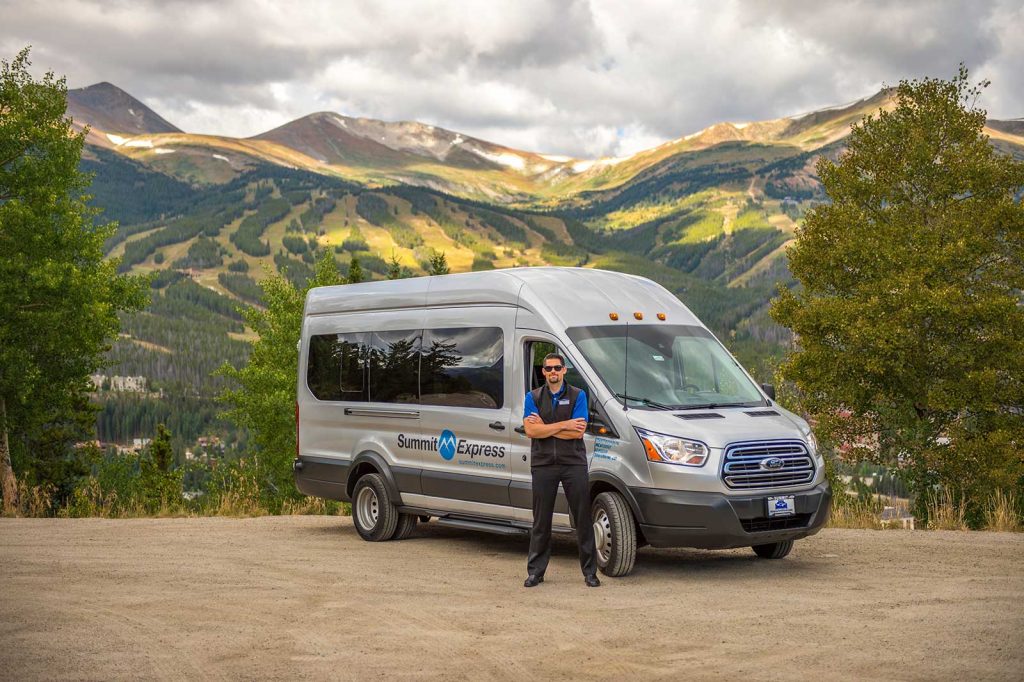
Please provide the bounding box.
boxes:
[984,490,1022,532]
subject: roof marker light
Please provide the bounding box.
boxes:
[609,313,619,321]
[634,312,643,320]
[657,313,666,321]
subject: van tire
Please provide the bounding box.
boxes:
[752,540,794,559]
[392,513,418,540]
[592,491,637,577]
[352,473,399,541]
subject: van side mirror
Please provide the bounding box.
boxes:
[588,413,617,439]
[760,383,776,400]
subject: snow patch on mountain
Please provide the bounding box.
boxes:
[468,147,527,170]
[154,148,176,155]
[212,154,230,162]
[571,156,627,173]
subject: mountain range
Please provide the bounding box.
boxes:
[70,82,1024,202]
[69,81,1022,446]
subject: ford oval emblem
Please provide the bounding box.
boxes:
[760,457,785,471]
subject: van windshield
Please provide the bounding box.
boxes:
[566,324,766,410]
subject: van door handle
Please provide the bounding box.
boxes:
[514,426,526,435]
[488,421,505,431]
[343,408,420,419]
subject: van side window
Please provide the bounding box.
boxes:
[307,333,369,401]
[421,327,504,408]
[368,330,421,403]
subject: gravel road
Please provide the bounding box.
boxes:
[1,516,1021,681]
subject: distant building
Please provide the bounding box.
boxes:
[880,506,916,530]
[90,374,149,393]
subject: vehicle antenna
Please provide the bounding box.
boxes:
[622,322,629,411]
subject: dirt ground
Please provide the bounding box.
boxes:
[1,517,1021,681]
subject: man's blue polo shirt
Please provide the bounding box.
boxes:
[523,382,588,421]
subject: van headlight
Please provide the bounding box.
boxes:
[636,428,708,467]
[805,431,818,457]
[802,429,823,466]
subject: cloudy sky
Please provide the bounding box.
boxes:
[2,0,1022,158]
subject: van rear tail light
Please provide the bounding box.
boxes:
[295,401,300,458]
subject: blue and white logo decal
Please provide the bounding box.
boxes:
[775,499,789,510]
[438,429,458,461]
[397,430,506,466]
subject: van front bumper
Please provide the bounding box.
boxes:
[632,482,831,549]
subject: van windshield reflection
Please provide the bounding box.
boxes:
[568,325,765,410]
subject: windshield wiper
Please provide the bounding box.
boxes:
[675,402,753,410]
[614,393,674,411]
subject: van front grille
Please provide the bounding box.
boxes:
[722,440,814,490]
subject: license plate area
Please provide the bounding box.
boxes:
[767,495,796,517]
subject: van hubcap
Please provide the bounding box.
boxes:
[593,508,612,566]
[356,487,379,530]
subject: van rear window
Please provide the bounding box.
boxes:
[307,333,369,401]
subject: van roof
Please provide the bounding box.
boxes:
[304,266,702,329]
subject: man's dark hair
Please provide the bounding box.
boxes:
[543,352,565,366]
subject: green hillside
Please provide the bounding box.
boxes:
[78,83,1023,454]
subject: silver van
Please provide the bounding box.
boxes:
[294,267,831,576]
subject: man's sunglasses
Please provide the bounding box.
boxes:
[541,365,564,372]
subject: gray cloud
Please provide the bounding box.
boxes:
[1,0,1020,157]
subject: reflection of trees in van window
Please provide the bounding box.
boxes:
[368,330,421,403]
[421,328,504,408]
[307,333,368,401]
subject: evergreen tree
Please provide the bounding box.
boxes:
[386,251,409,279]
[0,48,148,513]
[428,250,450,276]
[347,254,364,283]
[140,423,179,510]
[150,424,173,472]
[770,66,1024,524]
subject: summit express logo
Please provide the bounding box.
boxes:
[398,429,507,464]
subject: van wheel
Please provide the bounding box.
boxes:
[392,513,418,540]
[352,473,399,541]
[592,491,637,577]
[752,540,794,559]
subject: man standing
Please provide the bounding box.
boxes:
[522,353,600,588]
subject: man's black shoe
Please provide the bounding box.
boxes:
[523,575,544,588]
[584,574,601,587]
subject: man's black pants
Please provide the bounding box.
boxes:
[527,463,597,578]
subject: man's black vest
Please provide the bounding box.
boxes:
[529,384,588,468]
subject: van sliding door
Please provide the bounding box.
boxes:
[411,308,516,518]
